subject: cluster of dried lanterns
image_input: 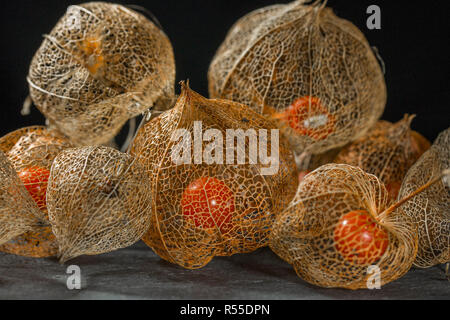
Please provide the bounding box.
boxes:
[0,1,448,290]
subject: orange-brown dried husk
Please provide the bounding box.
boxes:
[398,127,449,268]
[410,130,431,157]
[0,126,73,257]
[47,146,152,262]
[270,164,418,289]
[334,115,430,200]
[208,0,386,155]
[0,151,45,246]
[129,83,298,269]
[28,2,175,146]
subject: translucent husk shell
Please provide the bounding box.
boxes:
[398,127,449,268]
[129,83,298,269]
[334,115,430,200]
[0,126,73,257]
[0,151,44,246]
[46,146,152,262]
[270,164,418,289]
[208,0,386,155]
[28,2,175,146]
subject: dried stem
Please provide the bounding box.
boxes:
[380,169,450,218]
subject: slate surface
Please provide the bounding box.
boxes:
[0,241,448,300]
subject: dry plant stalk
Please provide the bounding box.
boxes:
[270,164,418,289]
[208,0,386,155]
[129,82,298,269]
[0,126,73,257]
[46,146,152,262]
[398,127,449,268]
[0,151,45,246]
[334,115,430,200]
[28,2,175,146]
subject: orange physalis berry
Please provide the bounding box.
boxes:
[281,96,336,140]
[334,210,389,265]
[181,177,235,234]
[17,166,50,212]
[80,36,105,76]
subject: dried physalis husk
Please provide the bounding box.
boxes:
[129,82,298,269]
[28,2,175,146]
[46,146,152,262]
[208,0,386,155]
[398,127,449,268]
[0,126,73,257]
[0,151,45,246]
[334,115,430,200]
[270,164,420,289]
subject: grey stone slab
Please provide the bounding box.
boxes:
[0,242,448,300]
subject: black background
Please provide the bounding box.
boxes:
[0,0,448,142]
